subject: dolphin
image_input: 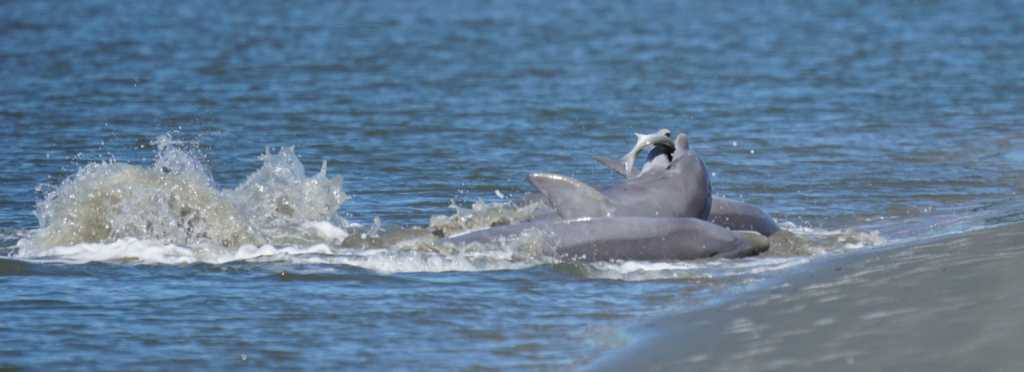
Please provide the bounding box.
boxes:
[515,145,671,211]
[527,133,712,221]
[592,153,781,235]
[520,195,778,236]
[438,217,766,262]
[518,138,781,237]
[464,132,774,262]
[706,197,781,237]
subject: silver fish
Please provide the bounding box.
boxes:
[618,129,675,178]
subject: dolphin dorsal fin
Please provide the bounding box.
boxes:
[592,155,640,178]
[527,173,616,219]
[634,133,645,140]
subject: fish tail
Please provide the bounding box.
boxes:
[619,153,635,177]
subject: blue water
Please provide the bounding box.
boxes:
[3,0,1024,370]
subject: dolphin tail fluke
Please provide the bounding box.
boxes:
[527,173,616,220]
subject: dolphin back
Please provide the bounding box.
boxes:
[600,146,711,219]
[438,217,755,262]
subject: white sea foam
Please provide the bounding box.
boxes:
[772,221,887,254]
[581,256,815,281]
[302,221,349,242]
[17,238,199,265]
[428,198,538,238]
[15,236,548,274]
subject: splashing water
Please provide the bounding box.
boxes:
[428,198,540,238]
[227,146,348,228]
[763,222,887,257]
[17,135,349,259]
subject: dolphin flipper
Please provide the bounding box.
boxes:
[527,173,616,219]
[592,155,640,178]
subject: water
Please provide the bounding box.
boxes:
[586,221,1024,372]
[2,0,1023,370]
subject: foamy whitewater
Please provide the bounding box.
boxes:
[18,135,347,258]
[13,134,888,280]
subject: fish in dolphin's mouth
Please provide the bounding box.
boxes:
[618,128,675,178]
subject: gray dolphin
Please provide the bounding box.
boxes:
[455,133,773,262]
[706,197,780,237]
[511,139,674,211]
[510,147,666,218]
[519,194,778,237]
[519,141,780,236]
[527,134,712,221]
[590,156,780,236]
[438,217,764,262]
